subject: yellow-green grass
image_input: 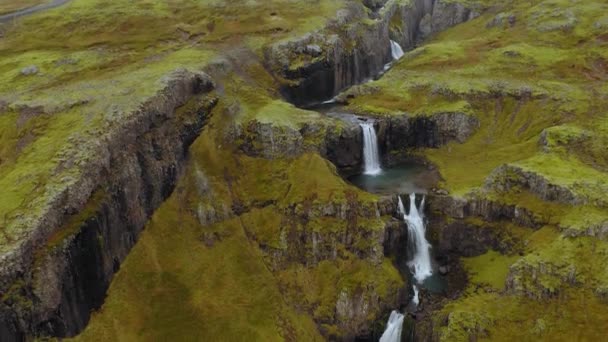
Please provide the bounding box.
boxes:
[277,257,403,331]
[0,0,349,251]
[462,250,520,290]
[347,0,608,197]
[73,195,323,342]
[342,1,608,340]
[74,81,399,340]
[437,289,608,342]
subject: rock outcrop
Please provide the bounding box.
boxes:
[428,194,542,230]
[265,0,480,106]
[235,111,479,176]
[484,164,582,205]
[0,71,217,340]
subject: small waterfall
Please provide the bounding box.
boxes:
[398,194,433,283]
[390,40,405,60]
[379,310,404,342]
[360,122,382,175]
[412,285,420,307]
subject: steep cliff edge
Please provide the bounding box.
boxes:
[265,0,480,106]
[345,0,608,339]
[0,71,217,339]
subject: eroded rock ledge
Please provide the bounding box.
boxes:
[236,111,479,176]
[0,71,217,340]
[265,0,480,106]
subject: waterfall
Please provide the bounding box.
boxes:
[398,194,433,283]
[360,122,382,175]
[390,40,404,60]
[379,310,404,342]
[412,285,420,307]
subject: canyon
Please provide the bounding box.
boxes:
[0,0,607,341]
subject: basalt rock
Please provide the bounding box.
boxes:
[428,194,542,229]
[0,71,217,340]
[505,258,578,299]
[484,164,590,206]
[266,0,479,106]
[380,112,480,165]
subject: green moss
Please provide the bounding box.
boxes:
[343,1,608,340]
[240,206,284,249]
[438,289,608,341]
[277,256,403,327]
[1,279,33,311]
[72,196,323,341]
[462,250,519,290]
[0,0,351,255]
[43,188,107,252]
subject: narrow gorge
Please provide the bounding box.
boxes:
[1,0,608,341]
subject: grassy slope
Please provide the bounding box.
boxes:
[348,0,608,340]
[0,0,346,254]
[73,90,403,339]
[1,0,407,340]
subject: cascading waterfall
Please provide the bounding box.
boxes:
[412,285,420,307]
[390,40,405,60]
[398,193,433,283]
[379,310,404,342]
[360,122,382,175]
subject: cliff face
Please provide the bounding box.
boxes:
[0,0,492,340]
[265,0,479,106]
[0,71,217,339]
[235,110,479,178]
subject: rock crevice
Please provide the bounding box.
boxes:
[0,71,217,340]
[265,0,479,106]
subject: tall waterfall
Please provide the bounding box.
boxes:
[360,122,382,175]
[379,310,404,342]
[390,40,405,60]
[398,194,433,283]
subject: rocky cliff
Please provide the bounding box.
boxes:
[265,0,480,106]
[0,71,217,339]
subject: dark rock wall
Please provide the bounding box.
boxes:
[266,0,478,106]
[0,73,217,340]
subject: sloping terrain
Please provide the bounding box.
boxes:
[346,0,608,340]
[0,0,607,341]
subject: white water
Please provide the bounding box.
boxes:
[412,285,420,307]
[379,310,404,342]
[398,194,433,283]
[390,40,405,60]
[360,122,382,175]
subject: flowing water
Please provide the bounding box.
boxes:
[360,122,382,175]
[412,285,419,307]
[398,194,433,284]
[379,311,405,342]
[390,40,405,60]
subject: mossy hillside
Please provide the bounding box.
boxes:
[462,250,520,291]
[0,49,217,250]
[72,194,324,342]
[345,0,608,198]
[439,230,608,340]
[0,0,356,253]
[341,0,608,340]
[276,257,403,337]
[74,63,404,339]
[436,289,608,342]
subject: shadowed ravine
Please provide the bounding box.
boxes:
[8,0,605,341]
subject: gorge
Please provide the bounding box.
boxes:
[1,0,608,341]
